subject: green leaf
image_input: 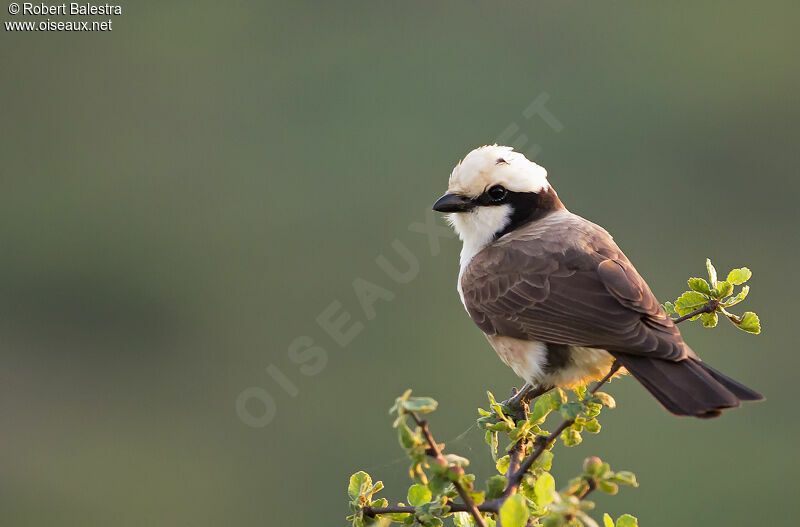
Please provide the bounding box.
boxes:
[500,494,530,527]
[723,285,749,307]
[674,291,708,315]
[534,472,556,508]
[561,427,582,447]
[706,258,718,286]
[592,392,616,409]
[583,418,601,434]
[444,454,470,467]
[712,280,733,299]
[528,393,555,424]
[603,513,615,527]
[559,402,583,421]
[662,301,676,315]
[349,471,372,500]
[613,471,639,487]
[616,514,639,527]
[486,430,499,460]
[402,397,438,413]
[700,311,718,328]
[597,480,619,495]
[496,455,510,475]
[485,475,507,500]
[407,484,431,506]
[534,450,554,471]
[736,311,761,334]
[398,423,418,449]
[727,267,752,285]
[687,277,712,295]
[453,512,476,527]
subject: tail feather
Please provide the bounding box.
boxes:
[613,354,762,418]
[695,361,764,401]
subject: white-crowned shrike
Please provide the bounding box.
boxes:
[433,145,762,418]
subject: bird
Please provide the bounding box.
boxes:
[432,145,762,418]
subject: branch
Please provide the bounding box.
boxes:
[364,501,499,517]
[504,311,695,503]
[507,362,622,493]
[578,479,597,501]
[672,299,718,324]
[410,412,488,527]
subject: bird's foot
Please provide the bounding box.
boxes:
[500,384,550,422]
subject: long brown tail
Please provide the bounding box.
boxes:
[613,354,763,418]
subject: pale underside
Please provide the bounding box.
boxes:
[486,334,625,389]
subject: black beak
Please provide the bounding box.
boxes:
[432,193,475,213]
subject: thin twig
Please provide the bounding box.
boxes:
[578,479,597,501]
[672,299,718,324]
[410,412,488,527]
[364,501,499,517]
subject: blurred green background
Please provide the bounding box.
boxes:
[2,1,798,525]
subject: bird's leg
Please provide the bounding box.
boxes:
[502,383,552,421]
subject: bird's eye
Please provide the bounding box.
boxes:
[487,185,507,201]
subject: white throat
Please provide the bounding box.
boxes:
[449,205,512,304]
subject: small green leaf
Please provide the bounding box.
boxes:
[712,280,733,299]
[534,450,554,471]
[398,423,418,449]
[486,430,499,460]
[723,285,749,307]
[597,480,619,495]
[528,392,555,424]
[593,392,616,409]
[727,267,752,285]
[583,418,601,434]
[674,291,708,316]
[485,475,507,500]
[700,311,718,328]
[349,471,372,500]
[736,311,761,334]
[453,512,476,527]
[662,301,676,315]
[534,472,556,508]
[561,427,582,446]
[500,494,530,527]
[706,258,718,286]
[616,514,639,527]
[402,397,438,413]
[559,402,583,421]
[603,513,615,527]
[496,455,510,474]
[613,471,639,487]
[687,277,712,295]
[407,484,431,506]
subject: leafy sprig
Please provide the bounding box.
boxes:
[662,259,760,333]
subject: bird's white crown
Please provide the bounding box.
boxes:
[447,145,550,197]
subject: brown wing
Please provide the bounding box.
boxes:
[461,213,690,361]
